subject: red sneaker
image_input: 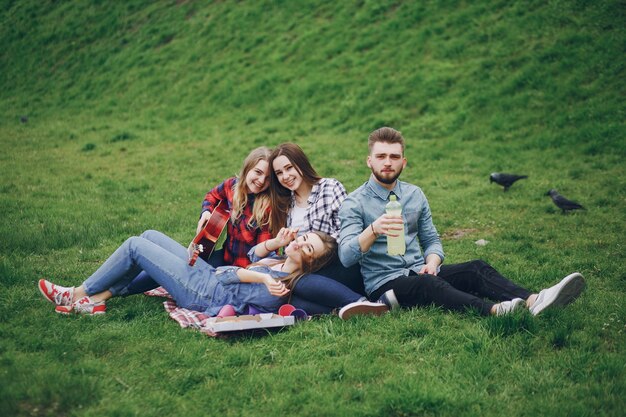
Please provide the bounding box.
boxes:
[38,279,74,306]
[55,296,106,315]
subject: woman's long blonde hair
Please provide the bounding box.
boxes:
[231,146,272,228]
[249,231,337,291]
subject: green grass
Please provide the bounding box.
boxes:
[1,0,625,416]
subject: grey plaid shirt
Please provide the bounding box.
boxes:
[287,178,348,239]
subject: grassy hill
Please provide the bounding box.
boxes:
[3,1,623,148]
[1,1,625,416]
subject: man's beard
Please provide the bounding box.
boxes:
[372,167,403,185]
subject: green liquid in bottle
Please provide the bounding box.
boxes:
[386,195,405,255]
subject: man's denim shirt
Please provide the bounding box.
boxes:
[338,175,445,296]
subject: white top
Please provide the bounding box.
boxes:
[290,205,308,233]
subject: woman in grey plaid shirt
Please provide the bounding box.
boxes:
[268,143,367,299]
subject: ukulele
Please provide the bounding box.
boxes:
[188,200,230,266]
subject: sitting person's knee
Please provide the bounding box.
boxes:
[468,259,489,270]
[140,230,158,239]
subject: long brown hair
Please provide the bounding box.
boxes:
[232,146,271,228]
[268,143,321,235]
[249,231,337,291]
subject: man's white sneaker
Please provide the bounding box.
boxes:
[529,272,585,316]
[493,298,526,316]
[38,279,74,306]
[339,301,389,320]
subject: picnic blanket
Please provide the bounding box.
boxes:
[144,287,301,336]
[144,287,218,337]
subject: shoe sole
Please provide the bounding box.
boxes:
[339,303,388,320]
[55,305,73,315]
[532,272,585,316]
[55,305,106,315]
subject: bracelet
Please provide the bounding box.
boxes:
[370,223,379,237]
[263,240,271,252]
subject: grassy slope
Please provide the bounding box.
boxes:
[1,0,625,416]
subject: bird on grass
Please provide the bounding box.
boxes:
[546,189,585,214]
[489,172,528,191]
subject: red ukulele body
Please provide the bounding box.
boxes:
[188,201,230,266]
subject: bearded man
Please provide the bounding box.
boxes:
[337,127,585,318]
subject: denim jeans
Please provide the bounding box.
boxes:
[82,230,291,316]
[125,249,227,295]
[122,233,365,315]
[88,230,363,316]
[83,230,218,312]
[315,258,366,296]
[290,274,364,315]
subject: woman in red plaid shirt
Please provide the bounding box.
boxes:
[125,147,273,294]
[198,146,272,268]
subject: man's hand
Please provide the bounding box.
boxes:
[371,214,404,237]
[418,254,442,275]
[418,262,439,275]
[358,213,404,253]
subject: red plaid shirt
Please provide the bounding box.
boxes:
[201,177,271,267]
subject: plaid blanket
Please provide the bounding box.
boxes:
[144,287,218,337]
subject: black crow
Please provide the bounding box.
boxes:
[546,189,585,213]
[489,172,528,191]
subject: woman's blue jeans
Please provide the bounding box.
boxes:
[125,249,225,295]
[82,230,216,311]
[290,274,364,315]
[93,231,364,316]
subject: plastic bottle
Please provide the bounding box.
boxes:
[385,194,406,255]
